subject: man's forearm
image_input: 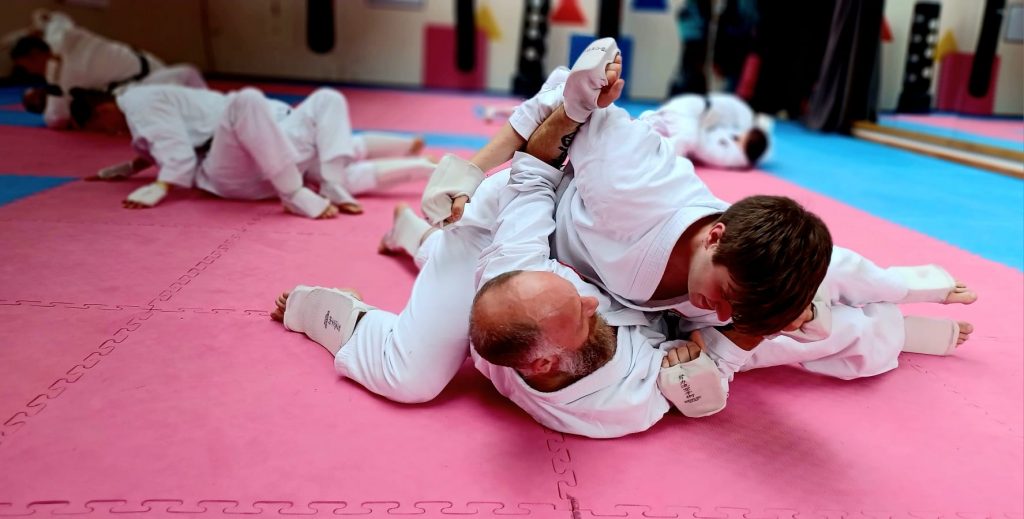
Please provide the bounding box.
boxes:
[469,123,526,173]
[525,105,582,169]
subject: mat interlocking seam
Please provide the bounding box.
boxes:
[0,212,269,447]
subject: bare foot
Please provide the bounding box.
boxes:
[122,200,151,209]
[379,203,410,255]
[956,321,973,346]
[336,203,362,215]
[270,288,362,323]
[270,291,290,322]
[944,281,978,305]
[409,136,425,156]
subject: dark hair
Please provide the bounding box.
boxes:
[10,35,50,60]
[469,270,543,368]
[68,88,116,127]
[21,87,45,114]
[713,195,832,336]
[744,128,768,166]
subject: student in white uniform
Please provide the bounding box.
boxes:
[424,39,832,343]
[426,40,976,382]
[74,85,434,218]
[10,9,206,129]
[638,92,771,170]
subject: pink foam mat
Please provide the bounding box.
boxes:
[209,80,513,136]
[0,126,130,177]
[885,114,1024,142]
[0,87,1021,516]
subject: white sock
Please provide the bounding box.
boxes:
[283,286,375,355]
[564,37,619,123]
[902,315,959,356]
[345,158,434,195]
[381,206,432,256]
[355,132,419,159]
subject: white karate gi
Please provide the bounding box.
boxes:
[337,155,678,438]
[508,85,944,387]
[37,11,205,129]
[117,85,367,204]
[638,93,758,169]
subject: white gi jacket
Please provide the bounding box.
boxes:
[472,153,678,439]
[38,11,164,128]
[639,93,760,169]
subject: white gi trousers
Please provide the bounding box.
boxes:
[332,173,503,403]
[198,88,358,200]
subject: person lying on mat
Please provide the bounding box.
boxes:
[417,41,977,418]
[11,9,206,129]
[637,92,772,170]
[71,84,434,218]
[268,40,879,438]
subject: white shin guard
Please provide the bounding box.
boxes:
[421,153,484,225]
[283,286,375,355]
[892,265,956,304]
[125,182,169,207]
[344,158,435,195]
[902,315,959,356]
[564,37,620,123]
[381,206,432,256]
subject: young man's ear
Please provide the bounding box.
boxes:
[706,222,726,248]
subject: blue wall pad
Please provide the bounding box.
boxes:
[632,0,668,11]
[878,116,1023,152]
[0,175,78,207]
[569,35,633,97]
[768,122,1024,270]
[354,130,488,151]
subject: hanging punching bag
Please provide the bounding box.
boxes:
[307,0,335,54]
[968,0,1005,98]
[456,0,476,72]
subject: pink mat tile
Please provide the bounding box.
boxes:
[0,305,144,434]
[550,169,1023,514]
[0,178,277,231]
[0,220,240,307]
[0,311,568,516]
[208,80,513,136]
[0,126,130,177]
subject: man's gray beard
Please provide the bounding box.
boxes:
[559,314,616,377]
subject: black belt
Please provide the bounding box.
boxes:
[106,50,151,93]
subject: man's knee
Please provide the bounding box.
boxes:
[308,88,348,112]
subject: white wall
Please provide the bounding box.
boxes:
[880,0,1023,115]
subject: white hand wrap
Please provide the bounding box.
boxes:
[891,265,955,304]
[564,37,619,123]
[657,347,728,418]
[283,286,375,355]
[282,187,331,219]
[420,153,484,225]
[125,182,169,207]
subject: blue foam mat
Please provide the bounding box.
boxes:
[0,175,78,207]
[767,122,1024,270]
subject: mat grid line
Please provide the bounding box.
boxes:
[0,211,270,447]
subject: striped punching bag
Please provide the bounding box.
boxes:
[512,0,551,97]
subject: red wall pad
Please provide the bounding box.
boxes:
[423,25,488,90]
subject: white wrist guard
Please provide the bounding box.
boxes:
[125,182,168,207]
[282,187,330,219]
[421,153,484,225]
[657,349,728,418]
